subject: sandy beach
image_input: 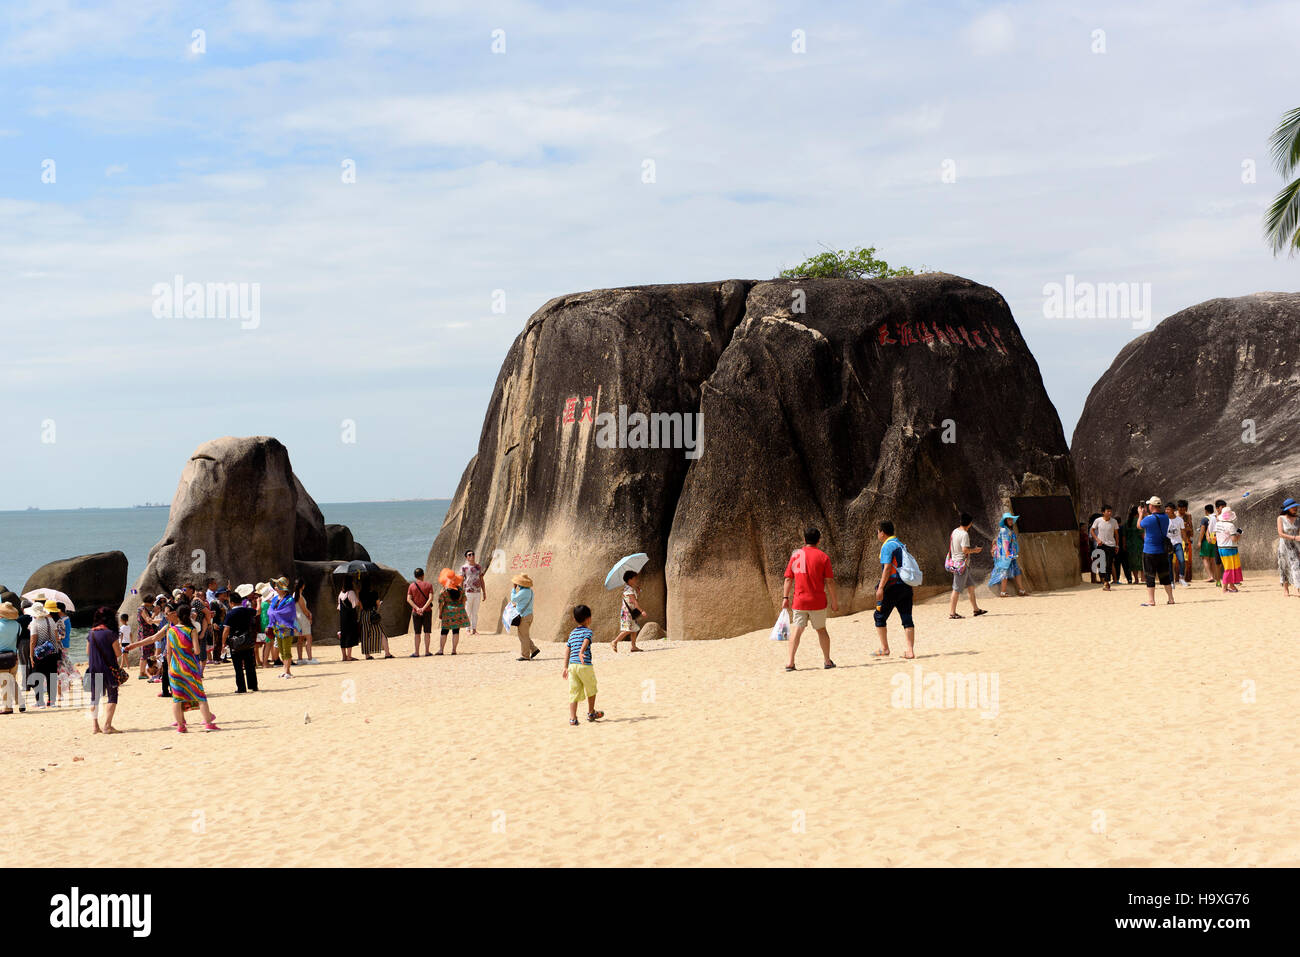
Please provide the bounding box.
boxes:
[3,576,1295,868]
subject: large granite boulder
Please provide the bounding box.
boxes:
[325,524,371,561]
[666,276,1076,638]
[22,551,129,626]
[1072,291,1300,568]
[119,436,328,621]
[429,275,1077,641]
[428,281,749,642]
[294,561,410,645]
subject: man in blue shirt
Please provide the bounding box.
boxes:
[1139,496,1175,606]
[874,520,916,659]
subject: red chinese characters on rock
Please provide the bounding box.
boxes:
[558,395,597,428]
[874,320,1009,355]
[509,551,554,570]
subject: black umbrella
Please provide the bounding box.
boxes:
[331,561,392,589]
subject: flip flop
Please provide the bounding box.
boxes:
[824,661,836,669]
[870,649,890,657]
[784,665,796,672]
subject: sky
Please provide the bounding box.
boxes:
[1,0,1297,509]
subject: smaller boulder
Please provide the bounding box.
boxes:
[638,621,665,642]
[23,552,129,626]
[324,524,371,561]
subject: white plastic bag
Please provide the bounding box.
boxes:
[501,601,518,630]
[897,542,923,586]
[769,608,790,641]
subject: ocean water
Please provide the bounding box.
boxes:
[0,500,449,662]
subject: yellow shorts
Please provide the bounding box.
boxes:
[275,633,294,659]
[568,664,597,703]
[792,608,827,630]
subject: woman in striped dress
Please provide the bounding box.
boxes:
[358,583,394,660]
[160,603,220,732]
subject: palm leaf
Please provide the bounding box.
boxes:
[1264,176,1300,255]
[1268,107,1300,176]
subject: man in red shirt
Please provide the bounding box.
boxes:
[781,527,839,671]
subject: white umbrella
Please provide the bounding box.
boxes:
[22,588,75,611]
[604,553,649,590]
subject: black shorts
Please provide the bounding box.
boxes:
[873,582,914,629]
[1142,552,1172,587]
[413,610,433,633]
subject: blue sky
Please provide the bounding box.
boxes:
[2,0,1297,508]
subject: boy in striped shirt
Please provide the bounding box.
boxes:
[564,605,603,725]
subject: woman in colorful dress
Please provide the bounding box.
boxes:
[1217,507,1243,593]
[1276,498,1300,595]
[435,569,469,655]
[987,513,1029,597]
[358,581,394,660]
[157,602,220,732]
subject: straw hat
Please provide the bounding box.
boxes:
[235,583,255,598]
[29,603,49,619]
[511,574,533,588]
[0,602,19,620]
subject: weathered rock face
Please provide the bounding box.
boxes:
[119,437,328,620]
[294,561,410,645]
[667,277,1076,638]
[428,281,749,643]
[22,551,129,626]
[325,524,371,561]
[430,275,1076,641]
[1072,291,1300,568]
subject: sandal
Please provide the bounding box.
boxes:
[784,665,796,672]
[870,649,890,657]
[530,648,540,659]
[516,657,528,661]
[383,654,395,659]
[569,718,580,726]
[1017,590,1029,596]
[973,609,988,616]
[948,613,963,619]
[176,725,188,733]
[824,661,836,669]
[587,710,604,721]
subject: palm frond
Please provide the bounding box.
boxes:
[1264,176,1300,255]
[1267,106,1300,176]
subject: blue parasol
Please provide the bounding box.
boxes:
[604,553,649,590]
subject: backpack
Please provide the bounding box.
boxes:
[896,541,923,587]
